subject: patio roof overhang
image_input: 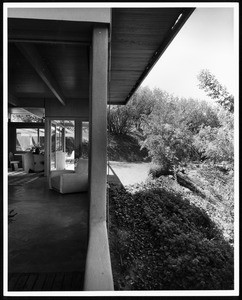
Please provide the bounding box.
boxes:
[110,8,195,104]
[8,7,195,114]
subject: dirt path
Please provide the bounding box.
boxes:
[109,161,151,186]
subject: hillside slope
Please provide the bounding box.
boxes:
[107,133,149,162]
[108,163,234,290]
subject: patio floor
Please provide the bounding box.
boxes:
[8,172,89,291]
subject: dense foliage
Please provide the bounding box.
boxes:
[193,107,234,165]
[108,86,155,135]
[108,105,134,135]
[108,75,234,171]
[108,176,234,290]
[139,89,226,172]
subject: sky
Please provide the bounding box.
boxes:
[141,7,237,102]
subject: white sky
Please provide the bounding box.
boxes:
[141,7,237,101]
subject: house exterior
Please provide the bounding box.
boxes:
[6,6,195,291]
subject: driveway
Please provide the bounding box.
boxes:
[109,161,151,186]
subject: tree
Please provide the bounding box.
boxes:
[193,107,234,165]
[108,105,134,135]
[197,69,234,112]
[128,86,156,132]
[107,86,155,135]
[175,97,220,134]
[140,90,198,174]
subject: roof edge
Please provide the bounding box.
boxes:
[123,7,196,105]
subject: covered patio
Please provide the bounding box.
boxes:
[8,173,87,291]
[5,5,195,293]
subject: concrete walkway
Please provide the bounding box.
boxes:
[109,161,151,186]
[8,176,89,274]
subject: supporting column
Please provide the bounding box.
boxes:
[84,25,113,291]
[44,118,50,177]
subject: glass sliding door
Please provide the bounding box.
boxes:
[51,123,57,170]
[50,120,75,171]
[65,120,75,170]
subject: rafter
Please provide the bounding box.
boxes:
[15,43,66,106]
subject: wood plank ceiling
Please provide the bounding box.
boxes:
[8,18,92,108]
[8,8,195,109]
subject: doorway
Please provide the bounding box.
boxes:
[50,120,75,171]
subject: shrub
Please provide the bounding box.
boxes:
[148,163,173,177]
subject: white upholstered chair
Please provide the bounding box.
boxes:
[50,158,88,194]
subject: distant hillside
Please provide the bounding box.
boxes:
[107,133,149,162]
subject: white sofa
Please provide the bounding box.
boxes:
[50,158,88,194]
[23,152,44,173]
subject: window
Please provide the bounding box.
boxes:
[16,128,45,152]
[11,114,43,123]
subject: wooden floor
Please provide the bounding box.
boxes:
[8,271,84,291]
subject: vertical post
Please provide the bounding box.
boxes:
[44,118,50,177]
[84,25,113,291]
[89,26,108,223]
[55,124,57,166]
[62,127,66,152]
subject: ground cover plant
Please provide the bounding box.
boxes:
[108,166,234,290]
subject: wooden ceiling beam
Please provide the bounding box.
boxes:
[15,43,66,106]
[9,38,90,46]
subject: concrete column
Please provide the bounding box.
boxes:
[84,25,113,291]
[89,26,108,224]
